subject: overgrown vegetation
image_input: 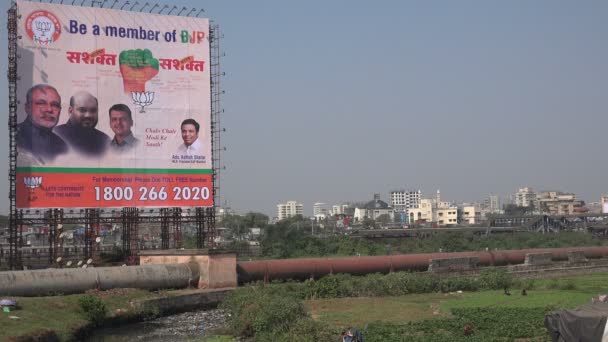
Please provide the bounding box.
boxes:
[258,229,605,259]
[222,269,520,340]
[79,294,107,326]
[223,271,608,341]
[363,307,553,341]
[220,286,336,341]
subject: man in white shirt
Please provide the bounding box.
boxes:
[177,118,202,155]
[109,104,139,152]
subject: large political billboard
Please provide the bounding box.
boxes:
[15,0,213,208]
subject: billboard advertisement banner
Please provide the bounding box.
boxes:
[15,0,213,208]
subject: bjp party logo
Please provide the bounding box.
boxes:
[25,10,62,45]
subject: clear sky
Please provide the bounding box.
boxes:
[1,0,607,217]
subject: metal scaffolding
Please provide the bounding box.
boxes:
[7,2,19,270]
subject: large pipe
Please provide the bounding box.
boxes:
[0,263,199,296]
[237,246,608,283]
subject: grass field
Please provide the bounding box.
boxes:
[305,273,608,341]
[0,288,159,341]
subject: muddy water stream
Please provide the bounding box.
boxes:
[85,309,229,341]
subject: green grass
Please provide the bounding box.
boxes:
[0,288,159,341]
[306,293,450,327]
[304,272,608,341]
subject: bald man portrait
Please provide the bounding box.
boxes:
[55,91,110,157]
[16,84,68,164]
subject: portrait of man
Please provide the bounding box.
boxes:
[177,118,203,155]
[108,104,139,152]
[16,84,68,164]
[55,91,110,157]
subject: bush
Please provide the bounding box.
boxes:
[479,269,513,290]
[221,287,308,337]
[78,294,107,326]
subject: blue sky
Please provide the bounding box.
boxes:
[1,0,607,217]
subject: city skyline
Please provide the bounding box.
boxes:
[1,0,607,218]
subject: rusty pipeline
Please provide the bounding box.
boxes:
[236,246,608,283]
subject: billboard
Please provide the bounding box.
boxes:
[15,0,213,208]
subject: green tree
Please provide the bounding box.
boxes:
[376,214,391,226]
[361,217,376,229]
[244,212,269,227]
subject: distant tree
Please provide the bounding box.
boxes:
[221,214,249,240]
[243,212,269,228]
[361,217,376,229]
[376,214,391,226]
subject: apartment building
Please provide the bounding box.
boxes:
[313,202,329,219]
[434,207,458,226]
[389,189,422,213]
[536,192,587,216]
[277,201,304,221]
[515,187,537,207]
[407,198,433,223]
[460,206,476,224]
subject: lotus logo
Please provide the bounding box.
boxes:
[24,176,43,189]
[23,176,43,202]
[131,91,155,113]
[25,10,62,46]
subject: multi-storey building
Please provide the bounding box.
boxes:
[330,204,351,216]
[602,195,608,214]
[277,201,303,221]
[515,187,537,207]
[535,191,587,216]
[407,199,433,223]
[483,195,500,213]
[460,206,476,224]
[389,190,421,213]
[313,202,329,219]
[434,207,458,226]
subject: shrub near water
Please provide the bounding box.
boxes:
[78,294,107,326]
[221,287,312,338]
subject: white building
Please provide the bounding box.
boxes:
[389,190,421,213]
[516,187,537,207]
[330,204,351,216]
[354,194,394,222]
[484,195,500,213]
[313,202,329,219]
[602,195,608,214]
[277,201,303,221]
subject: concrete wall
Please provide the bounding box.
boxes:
[567,251,588,264]
[140,250,236,289]
[428,257,479,272]
[524,253,553,266]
